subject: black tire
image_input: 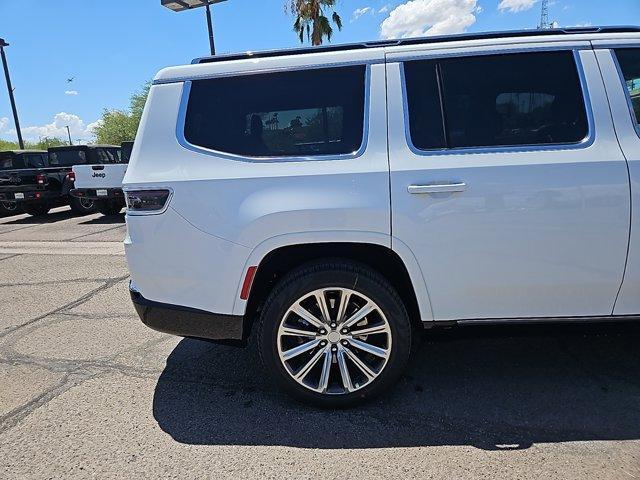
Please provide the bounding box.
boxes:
[22,203,50,217]
[96,201,123,216]
[0,201,21,216]
[258,260,411,408]
[69,197,96,215]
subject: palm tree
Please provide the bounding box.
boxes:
[287,0,343,46]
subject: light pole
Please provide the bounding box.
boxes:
[65,126,72,145]
[0,38,24,149]
[161,0,228,56]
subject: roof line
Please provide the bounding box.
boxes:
[193,26,640,65]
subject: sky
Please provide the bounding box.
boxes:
[0,0,639,143]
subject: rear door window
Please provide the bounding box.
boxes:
[23,153,48,168]
[403,60,446,150]
[615,48,640,128]
[184,66,366,158]
[95,148,120,163]
[49,149,87,166]
[120,143,133,163]
[0,154,22,170]
[404,51,589,150]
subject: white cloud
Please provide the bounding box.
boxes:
[64,90,78,96]
[498,0,537,13]
[380,0,477,39]
[7,112,99,141]
[85,119,103,135]
[378,4,389,13]
[0,117,8,133]
[352,6,373,21]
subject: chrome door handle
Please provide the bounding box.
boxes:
[407,183,467,194]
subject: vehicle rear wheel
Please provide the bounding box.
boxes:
[258,260,411,408]
[0,201,21,216]
[69,197,96,215]
[22,203,50,217]
[96,200,124,216]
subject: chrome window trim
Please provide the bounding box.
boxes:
[155,58,383,85]
[400,49,596,157]
[610,47,640,140]
[591,40,640,49]
[389,43,591,64]
[175,65,371,164]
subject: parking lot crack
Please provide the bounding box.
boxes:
[0,276,127,288]
[0,274,130,340]
[0,371,94,435]
[0,253,21,262]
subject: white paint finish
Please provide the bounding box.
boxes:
[124,63,394,316]
[168,172,389,248]
[124,207,250,314]
[154,48,385,84]
[387,50,630,320]
[73,164,127,189]
[595,48,640,315]
[125,33,639,322]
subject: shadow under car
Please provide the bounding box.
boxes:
[152,321,640,450]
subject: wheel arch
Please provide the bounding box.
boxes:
[237,237,433,338]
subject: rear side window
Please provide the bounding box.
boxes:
[404,51,589,150]
[121,143,133,163]
[403,60,446,150]
[184,66,366,158]
[615,48,640,127]
[23,153,48,168]
[0,154,22,170]
[95,148,121,164]
[49,149,87,166]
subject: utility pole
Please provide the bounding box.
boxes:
[65,126,72,145]
[0,38,25,149]
[538,0,551,29]
[161,0,227,56]
[205,1,216,56]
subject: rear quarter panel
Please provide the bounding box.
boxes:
[124,62,398,316]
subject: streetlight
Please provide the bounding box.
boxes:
[161,0,228,56]
[0,38,24,150]
[65,126,72,146]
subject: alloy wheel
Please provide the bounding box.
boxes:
[277,287,392,395]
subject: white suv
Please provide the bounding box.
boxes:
[124,27,640,407]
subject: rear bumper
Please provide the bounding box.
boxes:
[0,189,59,202]
[130,285,246,342]
[70,188,124,201]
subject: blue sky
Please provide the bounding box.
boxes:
[0,0,638,143]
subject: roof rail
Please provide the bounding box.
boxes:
[193,26,640,65]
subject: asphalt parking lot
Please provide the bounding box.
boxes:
[0,206,638,479]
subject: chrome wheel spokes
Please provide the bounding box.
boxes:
[277,287,392,395]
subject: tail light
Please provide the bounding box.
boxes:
[36,173,46,185]
[125,189,171,213]
[67,171,76,182]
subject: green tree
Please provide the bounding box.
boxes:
[93,83,150,145]
[0,139,19,151]
[31,137,68,149]
[0,137,67,151]
[287,0,343,46]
